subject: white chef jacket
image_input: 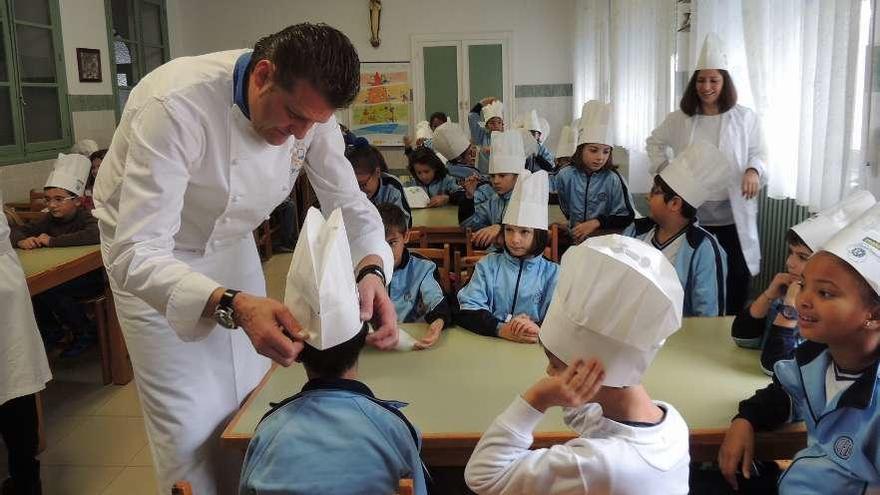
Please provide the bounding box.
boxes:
[465,397,690,495]
[645,105,768,275]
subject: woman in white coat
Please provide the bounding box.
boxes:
[93,24,397,494]
[0,192,52,495]
[646,34,768,314]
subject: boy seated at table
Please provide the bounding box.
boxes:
[239,208,427,495]
[719,202,880,494]
[623,142,728,317]
[731,190,875,375]
[346,139,412,227]
[465,235,690,494]
[10,153,103,357]
[461,130,526,249]
[377,202,451,350]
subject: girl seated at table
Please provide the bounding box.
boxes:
[407,147,466,208]
[456,170,559,343]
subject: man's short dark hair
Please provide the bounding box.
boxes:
[251,23,360,108]
[377,202,408,236]
[299,323,369,378]
[653,175,696,219]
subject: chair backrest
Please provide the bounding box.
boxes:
[398,478,414,495]
[3,205,23,227]
[406,229,428,248]
[547,223,559,262]
[171,481,193,495]
[29,189,45,212]
[453,251,487,290]
[464,228,490,257]
[410,244,452,294]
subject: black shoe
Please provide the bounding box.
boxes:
[1,477,42,495]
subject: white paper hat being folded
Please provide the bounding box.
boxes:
[820,203,880,297]
[517,128,539,158]
[415,120,433,140]
[524,110,541,132]
[791,190,876,252]
[284,207,362,350]
[658,141,731,208]
[537,117,550,144]
[555,125,578,159]
[489,130,525,175]
[540,234,684,387]
[482,100,504,123]
[432,122,470,161]
[70,139,99,157]
[503,169,549,230]
[435,151,448,165]
[695,33,729,71]
[45,153,91,197]
[577,100,615,147]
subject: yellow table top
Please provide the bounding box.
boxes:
[226,318,772,441]
[17,245,102,278]
[412,205,566,228]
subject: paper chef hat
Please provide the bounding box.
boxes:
[518,128,539,158]
[45,153,91,197]
[415,120,433,141]
[70,139,99,157]
[821,203,880,297]
[791,191,876,252]
[537,117,550,144]
[577,100,614,147]
[695,33,729,71]
[284,208,362,350]
[482,100,504,123]
[432,122,471,161]
[540,235,684,387]
[523,110,541,132]
[489,130,525,175]
[555,125,578,159]
[503,170,549,230]
[658,141,730,208]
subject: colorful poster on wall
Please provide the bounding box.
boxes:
[350,62,411,146]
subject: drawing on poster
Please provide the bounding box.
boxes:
[350,62,411,146]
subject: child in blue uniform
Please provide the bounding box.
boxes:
[718,202,880,494]
[407,147,465,208]
[554,101,635,245]
[469,97,505,174]
[378,203,451,350]
[239,208,427,495]
[347,141,412,226]
[461,130,526,249]
[731,190,875,375]
[623,142,728,317]
[456,170,559,343]
[517,110,555,172]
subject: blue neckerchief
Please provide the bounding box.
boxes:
[233,51,253,119]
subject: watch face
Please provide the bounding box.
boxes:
[215,307,237,329]
[781,305,798,320]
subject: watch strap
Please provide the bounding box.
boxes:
[356,264,386,285]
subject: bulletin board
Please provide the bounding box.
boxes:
[349,62,412,146]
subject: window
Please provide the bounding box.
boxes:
[0,0,72,165]
[105,0,169,116]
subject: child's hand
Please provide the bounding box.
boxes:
[403,135,412,147]
[718,418,756,491]
[498,320,539,344]
[571,220,600,244]
[511,314,539,337]
[414,319,444,350]
[472,225,501,248]
[763,273,800,301]
[17,237,42,250]
[522,358,605,413]
[415,137,426,147]
[782,279,801,306]
[36,234,51,246]
[463,176,480,198]
[427,195,450,208]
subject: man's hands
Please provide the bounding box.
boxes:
[522,358,605,413]
[232,292,305,367]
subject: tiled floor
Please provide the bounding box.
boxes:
[0,253,293,495]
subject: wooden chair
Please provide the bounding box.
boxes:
[453,251,488,291]
[172,478,414,494]
[398,478,414,495]
[410,243,452,294]
[405,229,429,248]
[464,228,490,257]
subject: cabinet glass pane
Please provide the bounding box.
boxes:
[423,45,459,123]
[467,44,503,108]
[16,25,55,83]
[144,46,163,74]
[111,0,132,39]
[14,0,50,25]
[114,39,136,87]
[0,87,14,145]
[0,21,7,82]
[141,2,162,45]
[22,86,62,142]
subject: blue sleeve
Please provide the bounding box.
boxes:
[731,304,768,349]
[688,239,727,317]
[387,187,412,228]
[457,259,493,312]
[473,183,493,205]
[461,200,492,229]
[537,141,555,163]
[418,265,451,326]
[442,176,463,196]
[468,110,487,144]
[595,171,635,229]
[554,171,571,220]
[537,264,560,323]
[622,223,637,238]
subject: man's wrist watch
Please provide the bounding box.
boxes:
[356,264,386,285]
[779,304,799,321]
[214,289,241,329]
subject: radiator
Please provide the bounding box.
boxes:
[754,191,811,295]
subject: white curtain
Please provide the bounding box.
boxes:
[573,0,611,110]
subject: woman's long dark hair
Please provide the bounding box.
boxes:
[679,69,738,116]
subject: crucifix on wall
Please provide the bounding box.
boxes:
[369,0,382,47]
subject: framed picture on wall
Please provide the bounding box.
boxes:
[76,48,102,83]
[349,62,412,146]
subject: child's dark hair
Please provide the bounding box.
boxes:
[429,112,448,127]
[501,225,549,258]
[784,229,809,250]
[679,69,738,116]
[376,202,408,236]
[346,142,388,175]
[408,147,447,183]
[653,175,696,219]
[570,143,616,172]
[299,323,369,377]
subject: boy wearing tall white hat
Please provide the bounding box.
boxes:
[732,190,876,375]
[431,121,482,183]
[456,170,559,343]
[461,130,526,249]
[514,110,556,172]
[720,202,880,493]
[403,120,435,157]
[468,96,505,174]
[240,208,427,495]
[554,101,636,245]
[624,141,730,317]
[554,124,578,169]
[465,235,690,494]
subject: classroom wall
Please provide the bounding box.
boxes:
[1,0,116,202]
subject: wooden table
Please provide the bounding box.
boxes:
[412,205,566,229]
[221,317,805,465]
[18,245,133,385]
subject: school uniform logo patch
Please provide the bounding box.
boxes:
[596,192,608,203]
[833,436,854,460]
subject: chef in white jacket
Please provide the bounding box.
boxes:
[92,24,396,494]
[0,191,52,495]
[646,33,768,315]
